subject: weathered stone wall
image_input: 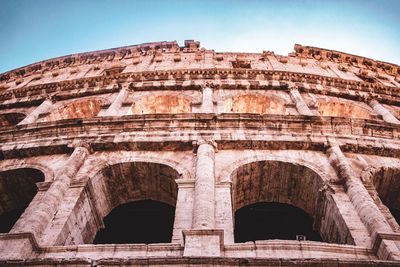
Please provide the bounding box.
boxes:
[0,40,399,266]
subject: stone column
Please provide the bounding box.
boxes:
[18,99,54,125]
[101,87,129,116]
[183,140,224,257]
[11,146,89,240]
[327,145,400,260]
[327,145,392,235]
[200,86,214,113]
[369,100,400,124]
[289,88,313,116]
[192,141,216,229]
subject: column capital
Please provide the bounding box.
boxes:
[68,141,92,153]
[193,138,218,152]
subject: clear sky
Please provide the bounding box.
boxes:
[1,0,399,73]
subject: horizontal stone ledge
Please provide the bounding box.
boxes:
[1,113,399,138]
[2,256,399,266]
[2,70,400,107]
[1,137,400,160]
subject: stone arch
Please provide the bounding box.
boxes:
[0,160,54,182]
[316,96,374,119]
[76,154,192,183]
[228,156,354,245]
[39,96,109,122]
[0,168,45,233]
[223,93,288,115]
[85,161,180,244]
[130,93,192,114]
[231,160,325,219]
[219,153,332,184]
[59,158,185,245]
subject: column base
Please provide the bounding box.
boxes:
[183,229,224,257]
[372,232,400,260]
[0,233,39,259]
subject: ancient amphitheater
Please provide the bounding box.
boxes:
[0,40,400,266]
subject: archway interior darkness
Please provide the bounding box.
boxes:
[88,162,179,244]
[230,160,348,244]
[93,200,175,244]
[0,168,44,232]
[389,208,400,225]
[371,168,400,225]
[0,113,25,127]
[234,202,322,243]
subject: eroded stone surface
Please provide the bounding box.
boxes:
[0,40,400,265]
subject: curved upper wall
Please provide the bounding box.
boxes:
[1,40,399,94]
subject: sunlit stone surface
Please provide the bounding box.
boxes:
[0,40,400,266]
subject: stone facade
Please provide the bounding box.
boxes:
[0,40,400,266]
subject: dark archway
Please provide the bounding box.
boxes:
[234,202,322,243]
[81,162,179,245]
[231,160,355,245]
[0,168,44,232]
[93,200,175,244]
[0,112,25,127]
[371,167,400,227]
[389,208,400,225]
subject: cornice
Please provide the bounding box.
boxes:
[1,68,399,108]
[1,41,398,93]
[0,114,399,159]
[295,44,399,75]
[0,41,183,80]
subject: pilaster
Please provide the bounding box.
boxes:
[18,99,54,125]
[10,146,89,241]
[200,86,214,113]
[101,87,129,116]
[289,87,314,116]
[369,100,400,124]
[326,144,400,260]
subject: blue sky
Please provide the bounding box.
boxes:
[0,0,399,73]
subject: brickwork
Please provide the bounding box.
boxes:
[0,40,400,265]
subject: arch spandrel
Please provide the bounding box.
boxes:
[316,97,375,120]
[131,94,192,115]
[38,96,110,122]
[223,94,288,115]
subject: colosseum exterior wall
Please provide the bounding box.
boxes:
[0,40,400,266]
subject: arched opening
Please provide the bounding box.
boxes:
[131,95,191,114]
[94,200,175,244]
[0,112,26,127]
[371,167,400,226]
[85,162,179,244]
[224,94,287,115]
[235,202,322,243]
[40,98,102,122]
[231,160,353,244]
[0,168,44,233]
[317,100,372,120]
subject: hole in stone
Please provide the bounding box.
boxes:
[0,112,26,127]
[234,202,322,243]
[390,208,400,225]
[93,200,175,244]
[0,168,44,233]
